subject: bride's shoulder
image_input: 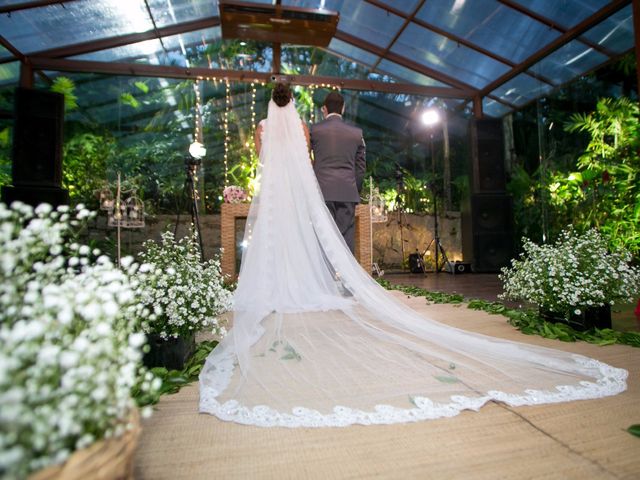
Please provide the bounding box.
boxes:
[258,118,267,128]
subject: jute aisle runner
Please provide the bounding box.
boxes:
[134,292,640,480]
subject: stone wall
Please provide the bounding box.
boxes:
[84,214,223,260]
[372,212,462,269]
[85,211,463,269]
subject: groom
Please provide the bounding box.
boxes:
[310,92,366,253]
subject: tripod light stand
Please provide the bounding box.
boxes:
[420,107,449,273]
[174,142,206,262]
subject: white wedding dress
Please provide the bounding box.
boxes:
[199,100,627,428]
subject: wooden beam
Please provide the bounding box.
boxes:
[0,16,221,65]
[479,0,630,97]
[273,43,281,74]
[27,57,474,98]
[0,35,25,61]
[0,0,81,14]
[19,61,34,88]
[473,96,483,119]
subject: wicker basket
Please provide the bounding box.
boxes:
[29,408,141,480]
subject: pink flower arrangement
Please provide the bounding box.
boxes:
[223,185,248,204]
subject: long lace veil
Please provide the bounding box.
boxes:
[199,100,627,428]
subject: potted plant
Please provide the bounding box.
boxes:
[0,202,159,479]
[500,228,640,331]
[137,230,232,370]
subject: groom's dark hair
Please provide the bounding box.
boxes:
[323,91,344,114]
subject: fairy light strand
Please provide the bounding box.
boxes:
[223,79,230,187]
[309,84,315,124]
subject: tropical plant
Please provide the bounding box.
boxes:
[560,97,640,257]
[62,132,115,207]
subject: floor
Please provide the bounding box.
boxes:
[134,292,640,480]
[383,272,640,332]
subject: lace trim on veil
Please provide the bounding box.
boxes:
[199,351,627,428]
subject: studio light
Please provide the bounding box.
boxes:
[421,109,440,127]
[189,141,207,159]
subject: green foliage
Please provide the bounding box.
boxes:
[376,278,464,303]
[512,97,640,259]
[133,340,218,406]
[63,132,115,207]
[0,126,11,187]
[467,298,640,348]
[376,280,640,348]
[628,424,640,438]
[120,92,140,109]
[559,97,640,256]
[50,76,78,111]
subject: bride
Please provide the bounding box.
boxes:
[199,84,627,428]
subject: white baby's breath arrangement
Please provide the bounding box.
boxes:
[0,202,160,479]
[137,230,232,339]
[500,228,640,319]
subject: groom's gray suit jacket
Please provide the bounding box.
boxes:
[310,115,366,203]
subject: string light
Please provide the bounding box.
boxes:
[250,81,257,132]
[309,84,315,124]
[194,79,203,143]
[192,79,203,208]
[223,79,230,187]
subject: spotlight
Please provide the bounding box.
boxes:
[421,109,440,127]
[189,141,206,159]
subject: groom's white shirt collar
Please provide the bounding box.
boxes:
[326,113,342,120]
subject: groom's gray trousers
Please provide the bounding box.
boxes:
[325,201,357,253]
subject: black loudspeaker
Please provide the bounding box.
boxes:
[472,233,513,272]
[445,261,471,274]
[2,88,68,207]
[471,119,505,192]
[408,253,424,273]
[470,194,513,272]
[472,193,513,233]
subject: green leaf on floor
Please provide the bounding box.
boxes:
[434,375,459,384]
[377,279,640,348]
[627,425,640,437]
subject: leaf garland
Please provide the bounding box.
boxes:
[376,279,640,348]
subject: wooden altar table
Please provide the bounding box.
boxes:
[220,202,372,280]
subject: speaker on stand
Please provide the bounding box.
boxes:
[1,88,69,207]
[462,119,514,273]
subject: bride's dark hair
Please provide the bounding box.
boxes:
[272,82,292,107]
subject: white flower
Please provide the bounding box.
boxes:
[574,309,581,315]
[128,332,146,348]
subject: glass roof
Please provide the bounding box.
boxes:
[582,4,634,54]
[0,1,154,54]
[375,60,448,88]
[482,97,512,118]
[528,39,609,85]
[0,0,634,117]
[415,0,561,63]
[509,0,610,29]
[490,72,554,107]
[391,22,511,89]
[147,0,219,27]
[326,38,378,68]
